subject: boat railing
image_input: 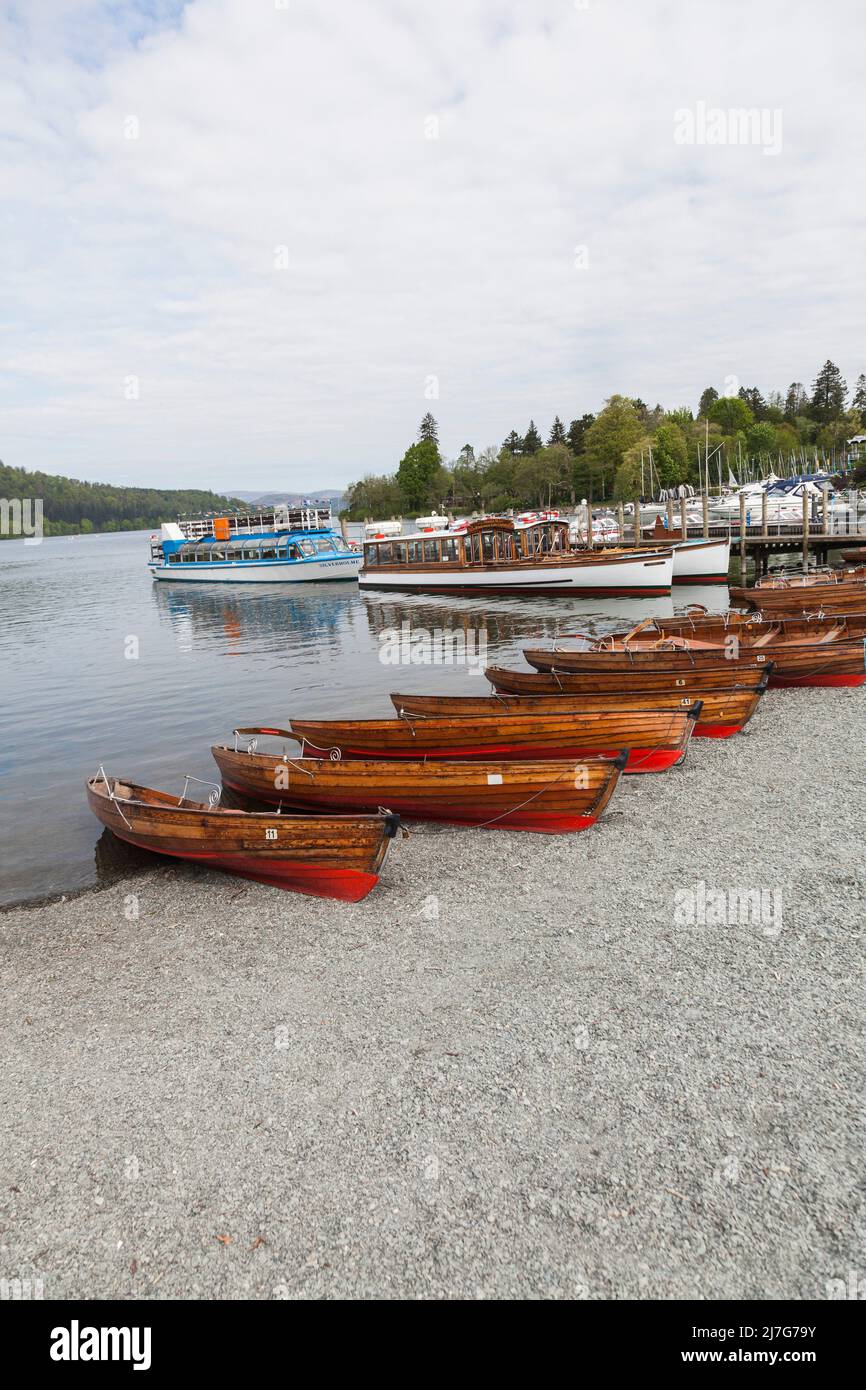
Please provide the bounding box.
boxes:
[178,775,222,808]
[177,505,334,540]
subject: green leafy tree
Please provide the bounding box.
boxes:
[745,421,777,458]
[343,474,403,520]
[708,395,753,435]
[614,434,653,500]
[515,444,573,507]
[651,422,690,488]
[480,449,520,509]
[809,360,847,424]
[583,396,644,497]
[396,438,441,511]
[698,386,719,417]
[566,414,594,455]
[851,374,866,421]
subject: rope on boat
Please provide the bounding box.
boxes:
[96,764,134,831]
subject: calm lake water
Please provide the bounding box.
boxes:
[0,530,730,907]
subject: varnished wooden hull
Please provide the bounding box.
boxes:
[729,580,866,612]
[537,633,866,687]
[641,612,866,641]
[87,777,398,900]
[288,707,699,773]
[390,685,766,739]
[485,663,772,709]
[524,646,773,675]
[212,746,626,833]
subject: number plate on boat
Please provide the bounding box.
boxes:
[487,773,503,784]
[265,828,278,840]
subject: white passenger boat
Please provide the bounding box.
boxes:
[359,515,673,596]
[149,504,361,584]
[669,536,731,584]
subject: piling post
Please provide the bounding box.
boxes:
[822,483,830,539]
[617,502,625,548]
[802,491,809,569]
[739,493,747,577]
[633,497,641,546]
[761,491,768,538]
[679,494,687,539]
[702,491,709,539]
[666,497,675,533]
[340,514,350,544]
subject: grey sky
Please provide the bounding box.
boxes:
[1,0,862,490]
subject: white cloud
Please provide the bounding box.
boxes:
[0,0,862,488]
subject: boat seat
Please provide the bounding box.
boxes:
[113,782,134,798]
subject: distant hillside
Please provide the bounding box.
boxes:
[0,461,246,538]
[231,489,344,508]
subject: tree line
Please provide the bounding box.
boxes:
[343,361,866,518]
[0,461,245,539]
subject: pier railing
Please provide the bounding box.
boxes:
[583,488,866,573]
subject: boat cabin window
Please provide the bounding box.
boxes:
[168,553,180,564]
[524,525,555,556]
[298,539,316,557]
[210,547,226,561]
[194,546,210,562]
[315,537,334,553]
[260,545,277,560]
[392,542,407,564]
[288,544,301,559]
[242,546,261,561]
[407,540,422,563]
[376,543,393,563]
[423,539,439,563]
[440,537,459,562]
[469,531,497,563]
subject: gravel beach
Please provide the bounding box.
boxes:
[1,687,864,1301]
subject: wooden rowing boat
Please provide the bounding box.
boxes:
[389,682,767,739]
[287,706,701,773]
[528,621,866,687]
[622,610,866,642]
[86,771,400,901]
[485,661,772,701]
[212,735,626,833]
[523,644,772,674]
[729,570,866,612]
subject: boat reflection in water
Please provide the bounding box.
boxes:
[358,586,729,684]
[152,580,364,658]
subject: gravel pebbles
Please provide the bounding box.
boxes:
[1,687,864,1300]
